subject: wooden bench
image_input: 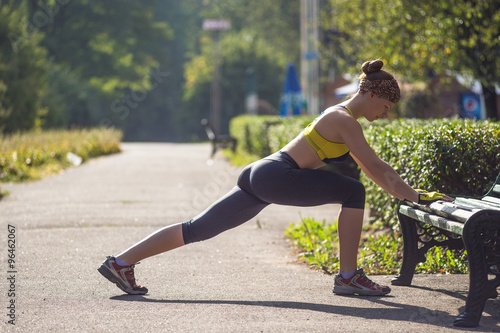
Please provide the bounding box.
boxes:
[201,119,237,158]
[392,172,500,327]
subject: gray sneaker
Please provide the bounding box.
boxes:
[333,268,390,296]
[98,256,148,295]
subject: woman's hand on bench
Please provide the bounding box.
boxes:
[416,189,455,205]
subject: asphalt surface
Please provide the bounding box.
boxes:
[0,142,499,332]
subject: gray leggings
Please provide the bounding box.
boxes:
[182,151,365,244]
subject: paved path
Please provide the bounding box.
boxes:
[0,143,498,332]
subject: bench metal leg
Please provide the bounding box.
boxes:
[392,212,419,286]
[454,213,500,327]
[393,206,465,287]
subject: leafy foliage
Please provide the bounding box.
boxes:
[230,115,314,158]
[0,3,50,133]
[230,115,282,156]
[285,217,469,275]
[182,30,290,140]
[40,64,96,129]
[3,1,497,140]
[416,247,469,274]
[363,118,500,227]
[39,0,173,95]
[1,0,302,141]
[322,0,499,118]
[358,233,402,275]
[202,0,300,61]
[285,217,340,274]
[180,0,301,140]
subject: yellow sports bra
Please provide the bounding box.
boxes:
[303,105,352,163]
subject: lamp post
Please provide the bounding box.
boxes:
[300,0,319,115]
[203,19,231,136]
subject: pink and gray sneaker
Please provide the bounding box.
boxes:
[98,256,148,295]
[333,268,391,296]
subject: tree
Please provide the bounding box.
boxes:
[433,0,499,119]
[40,64,96,129]
[201,0,301,61]
[322,0,499,119]
[0,3,50,132]
[1,0,304,139]
[36,1,172,95]
[122,0,206,141]
[180,0,301,140]
[182,30,289,140]
[26,0,174,132]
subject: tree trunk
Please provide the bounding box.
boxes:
[481,83,498,120]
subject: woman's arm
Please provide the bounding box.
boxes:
[350,152,418,202]
[331,116,419,202]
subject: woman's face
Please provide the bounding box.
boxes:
[367,93,395,121]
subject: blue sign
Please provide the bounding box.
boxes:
[304,52,319,60]
[459,93,481,119]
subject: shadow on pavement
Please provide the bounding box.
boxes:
[110,295,464,329]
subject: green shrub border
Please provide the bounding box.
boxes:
[0,128,122,184]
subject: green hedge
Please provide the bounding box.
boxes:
[0,128,122,182]
[363,118,500,227]
[230,115,314,157]
[230,115,500,228]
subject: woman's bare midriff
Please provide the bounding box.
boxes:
[281,135,326,170]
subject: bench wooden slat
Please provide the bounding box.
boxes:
[438,201,481,212]
[399,205,464,234]
[455,197,500,211]
[403,201,477,223]
[482,195,500,206]
[493,184,500,196]
[427,202,477,223]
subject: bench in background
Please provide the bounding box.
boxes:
[201,119,237,158]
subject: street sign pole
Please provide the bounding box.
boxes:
[203,20,231,136]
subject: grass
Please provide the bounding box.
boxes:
[285,216,469,275]
[0,128,122,184]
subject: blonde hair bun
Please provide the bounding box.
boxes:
[361,59,384,75]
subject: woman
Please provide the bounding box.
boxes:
[98,59,453,296]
